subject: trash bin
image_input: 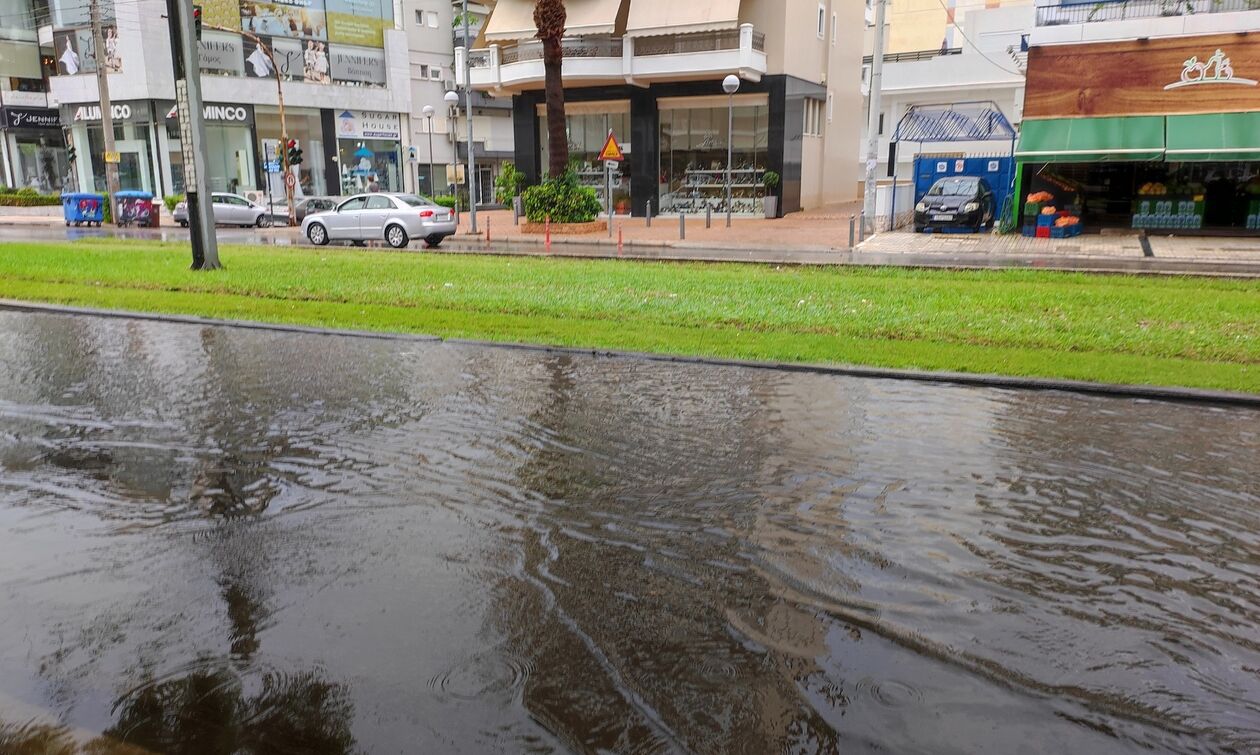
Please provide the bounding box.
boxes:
[61,192,105,227]
[149,198,161,228]
[114,190,155,227]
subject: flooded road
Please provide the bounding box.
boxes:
[0,309,1257,754]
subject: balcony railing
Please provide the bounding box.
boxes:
[1036,0,1258,26]
[636,29,764,56]
[499,37,624,64]
[862,47,962,64]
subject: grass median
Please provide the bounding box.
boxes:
[0,239,1256,392]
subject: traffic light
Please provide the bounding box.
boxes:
[286,139,303,166]
[193,4,202,40]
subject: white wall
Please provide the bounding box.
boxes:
[1030,8,1260,46]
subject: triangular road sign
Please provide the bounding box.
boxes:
[598,130,624,162]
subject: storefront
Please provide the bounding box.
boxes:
[157,102,258,196]
[512,77,815,217]
[256,107,329,198]
[0,107,68,192]
[62,101,160,194]
[334,109,402,194]
[1016,33,1260,234]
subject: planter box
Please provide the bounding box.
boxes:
[521,220,607,235]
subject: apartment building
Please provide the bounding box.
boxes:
[31,0,411,201]
[0,0,64,192]
[457,0,864,216]
[860,4,1032,183]
[1016,0,1260,233]
[405,0,513,203]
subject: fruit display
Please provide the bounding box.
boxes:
[1040,206,1058,215]
[1138,182,1168,196]
[1054,215,1080,227]
[1025,191,1054,203]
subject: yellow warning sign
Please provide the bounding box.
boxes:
[597,130,624,162]
[104,151,121,164]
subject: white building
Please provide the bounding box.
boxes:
[859,4,1032,184]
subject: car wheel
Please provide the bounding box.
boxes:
[256,214,272,229]
[385,224,409,249]
[179,220,189,228]
[424,235,444,248]
[307,223,329,246]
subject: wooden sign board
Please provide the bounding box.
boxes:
[1025,32,1260,119]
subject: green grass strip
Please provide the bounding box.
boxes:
[0,239,1256,392]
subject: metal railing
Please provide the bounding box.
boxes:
[636,29,744,56]
[1036,0,1259,25]
[499,36,624,64]
[862,47,962,64]
[467,49,492,68]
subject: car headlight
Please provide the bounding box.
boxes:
[963,202,980,213]
[915,202,928,212]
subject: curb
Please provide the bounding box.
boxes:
[1,299,1256,408]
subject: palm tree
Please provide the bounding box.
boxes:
[534,0,568,178]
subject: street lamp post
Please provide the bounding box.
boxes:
[422,104,435,198]
[722,74,740,228]
[444,90,460,222]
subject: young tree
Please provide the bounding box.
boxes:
[534,0,568,178]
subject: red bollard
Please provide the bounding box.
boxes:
[545,214,551,252]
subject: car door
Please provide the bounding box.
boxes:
[359,195,395,239]
[326,196,367,239]
[210,194,233,225]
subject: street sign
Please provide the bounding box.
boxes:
[605,160,620,171]
[104,151,120,164]
[408,146,418,163]
[597,130,624,162]
[284,173,296,190]
[264,161,282,173]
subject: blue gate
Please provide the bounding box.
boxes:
[912,155,1015,217]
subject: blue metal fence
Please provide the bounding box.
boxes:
[912,155,1016,217]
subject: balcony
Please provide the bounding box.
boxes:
[1035,0,1255,26]
[457,24,768,94]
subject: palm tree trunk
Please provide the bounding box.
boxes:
[542,36,568,178]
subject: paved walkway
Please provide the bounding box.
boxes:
[859,229,1260,263]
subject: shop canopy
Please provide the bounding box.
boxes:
[484,0,625,41]
[1166,112,1260,163]
[625,0,741,37]
[1016,116,1165,163]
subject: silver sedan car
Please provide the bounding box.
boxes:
[301,193,457,249]
[173,192,274,228]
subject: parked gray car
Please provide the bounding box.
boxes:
[301,193,457,249]
[173,192,273,228]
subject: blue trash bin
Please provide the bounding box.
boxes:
[61,192,105,227]
[114,190,155,227]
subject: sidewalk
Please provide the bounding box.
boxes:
[858,229,1260,263]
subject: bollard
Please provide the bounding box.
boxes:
[859,212,866,243]
[512,201,520,226]
[1138,229,1154,258]
[618,224,623,256]
[545,214,551,252]
[646,199,652,228]
[486,216,491,244]
[849,215,855,248]
[679,212,686,240]
[706,205,712,229]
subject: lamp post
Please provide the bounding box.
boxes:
[444,90,460,220]
[422,104,435,198]
[722,74,740,228]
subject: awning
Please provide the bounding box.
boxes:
[1016,116,1165,163]
[625,0,741,38]
[484,0,626,42]
[1167,113,1260,163]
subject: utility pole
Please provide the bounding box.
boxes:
[165,0,220,268]
[89,0,119,224]
[462,0,477,234]
[862,0,888,235]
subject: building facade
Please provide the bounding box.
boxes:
[0,0,66,192]
[1016,0,1260,233]
[40,0,412,201]
[458,0,864,216]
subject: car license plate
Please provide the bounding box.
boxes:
[932,213,954,221]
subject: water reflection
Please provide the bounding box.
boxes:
[0,310,1257,753]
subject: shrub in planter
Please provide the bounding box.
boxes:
[522,171,602,224]
[0,187,61,206]
[431,194,457,209]
[493,163,526,205]
[164,194,185,213]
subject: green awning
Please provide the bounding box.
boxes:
[1016,116,1165,163]
[1166,112,1260,162]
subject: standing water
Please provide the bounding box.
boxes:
[0,310,1256,754]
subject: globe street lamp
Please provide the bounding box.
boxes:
[723,74,740,228]
[422,104,435,198]
[444,90,460,220]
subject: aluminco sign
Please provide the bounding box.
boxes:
[74,104,132,122]
[204,105,249,122]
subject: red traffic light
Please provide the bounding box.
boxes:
[287,139,297,149]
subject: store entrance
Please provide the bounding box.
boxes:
[1022,161,1260,234]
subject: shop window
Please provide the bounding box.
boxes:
[658,98,769,216]
[338,138,401,194]
[537,102,631,211]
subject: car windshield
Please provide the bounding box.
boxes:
[927,178,979,197]
[397,195,436,208]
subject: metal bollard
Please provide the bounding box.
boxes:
[849,215,855,248]
[706,205,712,229]
[512,200,520,226]
[859,212,866,243]
[679,212,686,240]
[646,199,652,227]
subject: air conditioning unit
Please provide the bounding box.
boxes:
[243,190,267,205]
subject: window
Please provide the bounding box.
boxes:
[827,93,834,122]
[878,112,884,135]
[338,196,368,212]
[817,4,825,38]
[417,63,429,78]
[429,67,442,80]
[366,195,394,210]
[831,13,837,45]
[804,100,822,137]
[427,11,438,27]
[414,9,422,24]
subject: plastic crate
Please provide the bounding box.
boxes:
[1036,226,1051,239]
[1036,214,1055,228]
[61,192,104,226]
[1022,225,1037,237]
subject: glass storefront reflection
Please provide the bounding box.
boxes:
[660,98,769,215]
